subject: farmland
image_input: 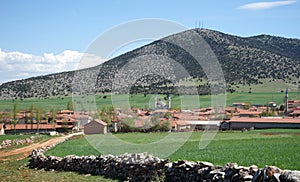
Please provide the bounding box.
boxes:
[45,129,300,170]
[0,91,299,112]
[0,158,117,182]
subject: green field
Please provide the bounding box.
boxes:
[0,158,116,182]
[0,92,299,112]
[45,129,300,170]
[0,129,299,181]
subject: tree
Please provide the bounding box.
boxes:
[12,101,18,134]
[67,100,74,110]
[122,117,135,132]
[51,108,57,131]
[36,109,42,133]
[29,104,35,130]
[44,111,49,132]
[164,112,173,119]
[160,120,171,131]
[24,114,29,130]
[62,118,68,132]
[100,105,114,126]
[109,105,116,125]
[150,115,160,131]
[5,112,12,124]
[0,112,3,124]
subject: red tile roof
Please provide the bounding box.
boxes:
[92,119,108,126]
[4,124,73,130]
[58,110,74,114]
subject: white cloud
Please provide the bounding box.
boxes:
[0,48,105,84]
[238,0,297,10]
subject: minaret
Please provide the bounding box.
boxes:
[168,95,171,110]
[285,88,289,113]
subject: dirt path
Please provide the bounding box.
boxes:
[0,132,83,161]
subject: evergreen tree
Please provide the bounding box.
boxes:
[30,104,35,129]
[51,108,57,131]
[12,101,18,134]
[67,100,74,110]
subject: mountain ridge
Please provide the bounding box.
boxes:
[1,28,300,99]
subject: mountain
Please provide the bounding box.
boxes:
[1,29,300,99]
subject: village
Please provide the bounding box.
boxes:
[1,92,300,135]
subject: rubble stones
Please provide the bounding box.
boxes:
[280,170,300,182]
[0,136,39,149]
[29,147,300,182]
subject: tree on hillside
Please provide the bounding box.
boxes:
[12,101,18,134]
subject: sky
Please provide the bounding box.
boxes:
[0,0,299,84]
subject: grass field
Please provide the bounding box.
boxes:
[45,129,300,170]
[0,129,299,181]
[0,158,117,182]
[0,91,299,112]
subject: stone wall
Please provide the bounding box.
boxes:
[29,148,300,182]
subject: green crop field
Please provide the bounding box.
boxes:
[0,158,117,182]
[45,129,300,170]
[1,129,299,181]
[0,92,299,112]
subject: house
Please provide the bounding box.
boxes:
[227,117,300,130]
[84,119,107,134]
[4,123,74,134]
[57,110,74,115]
[0,123,4,135]
[232,102,250,109]
[237,110,262,117]
[268,102,276,108]
[175,120,190,131]
[289,109,300,117]
[288,100,300,108]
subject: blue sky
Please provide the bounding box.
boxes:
[0,0,299,83]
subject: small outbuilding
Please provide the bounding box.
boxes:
[84,119,107,134]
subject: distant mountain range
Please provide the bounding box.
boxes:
[1,28,300,99]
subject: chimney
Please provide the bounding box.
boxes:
[168,95,171,110]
